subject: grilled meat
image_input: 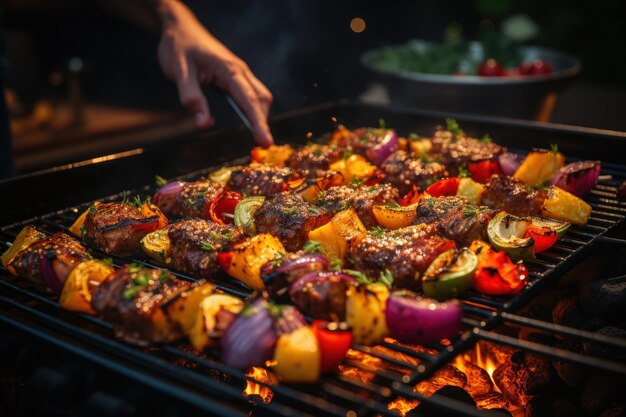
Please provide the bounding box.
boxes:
[289,273,352,321]
[9,232,91,291]
[481,175,548,217]
[83,203,165,257]
[254,192,331,252]
[286,144,342,177]
[91,266,190,345]
[227,163,294,196]
[381,150,448,195]
[316,184,399,228]
[430,130,505,174]
[329,127,394,158]
[168,219,245,279]
[171,181,224,218]
[350,224,456,289]
[413,196,497,246]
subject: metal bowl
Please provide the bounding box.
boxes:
[361,41,581,121]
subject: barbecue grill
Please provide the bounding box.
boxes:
[2,100,626,417]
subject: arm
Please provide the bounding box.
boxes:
[156,0,274,146]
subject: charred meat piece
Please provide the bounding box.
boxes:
[254,192,331,252]
[91,266,190,345]
[83,203,166,257]
[430,130,505,173]
[350,224,456,289]
[329,127,394,158]
[381,150,448,195]
[286,144,342,177]
[227,163,294,196]
[317,184,399,228]
[481,175,548,217]
[289,272,352,321]
[413,196,497,246]
[168,219,244,279]
[9,232,91,292]
[171,181,224,218]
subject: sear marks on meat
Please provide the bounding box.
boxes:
[83,203,162,257]
[481,175,548,217]
[91,266,189,345]
[9,232,91,291]
[168,219,245,279]
[413,196,497,246]
[431,130,505,173]
[290,274,352,321]
[350,223,456,290]
[254,192,331,252]
[329,127,394,158]
[316,184,399,228]
[381,150,448,195]
[227,163,293,196]
[172,181,224,218]
[286,144,342,177]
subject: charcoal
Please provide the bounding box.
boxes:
[580,275,626,323]
[552,296,589,329]
[584,327,626,362]
[552,396,586,417]
[461,361,493,397]
[525,397,552,417]
[519,331,556,346]
[409,385,475,417]
[581,371,622,415]
[414,365,467,398]
[474,391,509,410]
[493,351,552,407]
[600,406,626,417]
[552,338,589,388]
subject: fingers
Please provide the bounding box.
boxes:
[174,57,214,129]
[229,72,274,147]
[244,71,273,119]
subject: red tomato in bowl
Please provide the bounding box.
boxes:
[519,60,553,76]
[478,59,505,77]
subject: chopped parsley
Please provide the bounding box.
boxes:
[464,207,477,217]
[458,166,470,178]
[199,241,215,251]
[155,175,168,187]
[283,207,298,216]
[409,133,421,140]
[100,257,113,267]
[89,205,98,215]
[128,263,143,273]
[307,206,321,214]
[385,201,401,209]
[312,148,323,157]
[80,223,87,236]
[370,225,388,238]
[378,118,386,129]
[446,118,464,138]
[550,143,559,153]
[122,194,148,209]
[349,177,365,188]
[158,270,171,283]
[481,134,493,143]
[426,198,436,209]
[123,269,154,300]
[303,240,323,254]
[343,269,373,286]
[210,231,218,240]
[379,269,394,288]
[343,150,353,160]
[239,304,256,317]
[270,252,286,268]
[330,258,342,270]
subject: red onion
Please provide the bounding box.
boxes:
[274,305,306,335]
[550,161,601,198]
[152,181,185,214]
[366,130,399,166]
[261,253,329,299]
[497,152,521,176]
[385,290,462,345]
[221,298,278,369]
[39,255,64,295]
[289,271,355,321]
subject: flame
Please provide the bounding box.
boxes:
[243,367,278,404]
[387,397,419,416]
[338,349,382,384]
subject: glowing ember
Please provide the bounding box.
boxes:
[306,132,313,139]
[243,367,278,404]
[350,17,366,33]
[387,396,419,416]
[338,349,382,383]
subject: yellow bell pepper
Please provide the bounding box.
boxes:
[457,177,486,205]
[541,186,592,225]
[188,294,243,351]
[409,139,432,158]
[69,202,100,237]
[308,208,367,260]
[346,283,390,345]
[251,144,294,167]
[372,203,417,230]
[59,260,115,314]
[513,149,565,186]
[140,202,169,229]
[296,172,344,203]
[1,225,45,269]
[165,281,216,335]
[273,326,321,383]
[329,154,376,185]
[225,234,286,290]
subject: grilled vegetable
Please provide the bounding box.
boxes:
[208,191,242,224]
[141,227,171,264]
[1,225,45,268]
[208,165,243,185]
[523,226,557,253]
[365,130,399,166]
[329,154,377,185]
[385,290,462,345]
[234,196,265,233]
[470,240,527,295]
[307,208,367,260]
[513,148,565,186]
[551,160,601,198]
[541,186,592,225]
[487,212,535,261]
[467,160,502,184]
[188,293,243,351]
[251,144,294,166]
[289,271,355,321]
[422,248,478,300]
[425,177,461,197]
[409,138,432,158]
[152,182,185,215]
[372,203,417,230]
[529,216,570,237]
[312,321,352,373]
[139,202,168,230]
[399,185,421,206]
[497,152,521,176]
[262,253,330,298]
[223,234,286,290]
[456,177,485,205]
[273,325,321,383]
[296,172,344,203]
[345,283,389,345]
[59,260,115,314]
[166,281,216,335]
[69,202,100,237]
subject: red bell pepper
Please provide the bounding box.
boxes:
[208,191,242,224]
[523,226,558,253]
[399,185,421,206]
[363,170,385,186]
[311,320,353,373]
[467,160,502,184]
[471,241,527,295]
[217,251,232,272]
[426,177,460,197]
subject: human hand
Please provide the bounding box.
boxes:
[156,0,273,146]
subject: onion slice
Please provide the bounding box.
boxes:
[39,255,64,295]
[550,160,601,198]
[366,130,399,166]
[152,181,186,214]
[497,152,521,176]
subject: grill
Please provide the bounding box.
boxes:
[2,100,626,417]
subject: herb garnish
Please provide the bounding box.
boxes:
[349,177,365,188]
[158,270,171,283]
[270,252,286,268]
[385,201,401,209]
[312,148,323,157]
[481,134,493,143]
[343,150,353,160]
[330,258,342,270]
[446,118,464,138]
[343,269,373,286]
[370,225,388,238]
[307,206,321,214]
[283,207,298,216]
[379,269,394,288]
[123,268,153,300]
[199,241,215,251]
[550,143,559,153]
[378,118,386,129]
[458,166,470,178]
[155,175,168,187]
[89,205,98,215]
[303,240,323,254]
[100,257,113,267]
[409,133,421,140]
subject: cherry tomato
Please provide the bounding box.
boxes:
[467,160,503,184]
[217,251,232,272]
[312,320,353,373]
[208,191,242,224]
[477,59,505,77]
[519,59,553,76]
[524,226,557,253]
[399,185,421,206]
[426,177,461,197]
[472,245,527,295]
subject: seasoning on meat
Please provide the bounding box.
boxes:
[227,163,294,196]
[381,150,448,195]
[481,175,548,217]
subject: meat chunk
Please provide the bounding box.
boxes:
[168,219,245,279]
[350,224,456,289]
[316,184,399,228]
[9,232,91,291]
[286,144,342,177]
[413,196,497,246]
[481,175,547,217]
[173,181,224,218]
[83,202,165,256]
[91,266,190,345]
[227,163,293,196]
[430,130,505,173]
[254,192,331,252]
[328,127,396,159]
[381,150,448,195]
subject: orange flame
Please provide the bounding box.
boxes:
[387,397,420,416]
[243,367,278,404]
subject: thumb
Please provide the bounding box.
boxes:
[176,64,214,129]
